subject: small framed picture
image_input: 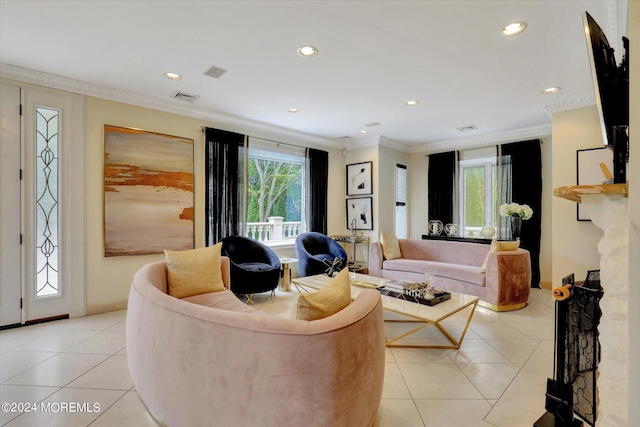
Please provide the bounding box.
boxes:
[346,161,372,195]
[346,197,373,230]
[576,147,613,221]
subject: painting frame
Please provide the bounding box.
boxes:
[346,161,372,196]
[576,147,613,221]
[346,197,373,230]
[103,125,195,257]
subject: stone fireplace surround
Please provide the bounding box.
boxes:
[554,184,629,427]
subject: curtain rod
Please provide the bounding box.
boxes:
[200,126,306,150]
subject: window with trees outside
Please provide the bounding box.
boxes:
[459,156,498,237]
[245,141,305,244]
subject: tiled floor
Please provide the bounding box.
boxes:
[0,288,556,426]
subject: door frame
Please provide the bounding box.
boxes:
[1,79,85,322]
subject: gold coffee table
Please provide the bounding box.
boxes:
[292,273,479,349]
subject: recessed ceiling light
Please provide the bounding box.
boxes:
[359,130,368,134]
[297,46,318,57]
[164,72,182,80]
[288,108,299,113]
[542,87,561,94]
[405,100,419,106]
[501,22,527,36]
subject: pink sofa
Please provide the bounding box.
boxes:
[127,257,385,427]
[369,239,531,311]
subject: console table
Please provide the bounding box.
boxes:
[331,235,370,273]
[421,234,494,245]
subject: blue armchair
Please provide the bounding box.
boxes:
[295,232,348,277]
[221,236,281,296]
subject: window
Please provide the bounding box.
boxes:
[459,156,498,237]
[35,106,60,297]
[395,164,407,238]
[245,139,306,243]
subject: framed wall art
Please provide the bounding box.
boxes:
[346,161,372,195]
[346,197,373,230]
[104,125,194,256]
[576,147,613,221]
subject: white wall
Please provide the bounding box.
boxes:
[85,97,344,314]
[550,106,604,287]
[408,152,429,239]
[377,145,410,236]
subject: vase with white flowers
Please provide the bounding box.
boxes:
[499,203,533,240]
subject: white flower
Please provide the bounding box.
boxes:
[499,202,533,220]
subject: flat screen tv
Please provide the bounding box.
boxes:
[583,11,629,183]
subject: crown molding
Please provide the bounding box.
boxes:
[541,94,596,115]
[378,136,411,153]
[344,134,380,150]
[412,124,552,154]
[0,63,343,150]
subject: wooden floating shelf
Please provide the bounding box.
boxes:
[553,183,629,203]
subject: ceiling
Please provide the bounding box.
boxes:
[0,1,627,152]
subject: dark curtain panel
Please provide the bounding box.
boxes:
[501,139,542,288]
[205,128,245,245]
[427,151,456,224]
[307,148,329,234]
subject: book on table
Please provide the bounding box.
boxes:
[384,280,419,291]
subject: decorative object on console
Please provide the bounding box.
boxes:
[499,202,533,241]
[445,223,459,236]
[104,125,194,257]
[346,197,373,230]
[480,225,496,238]
[346,161,372,195]
[428,220,444,235]
[323,257,343,277]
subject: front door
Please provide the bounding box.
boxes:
[0,82,84,325]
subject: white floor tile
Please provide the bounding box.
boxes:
[445,339,512,364]
[14,330,99,353]
[0,328,54,352]
[509,321,555,340]
[0,384,59,425]
[61,315,125,332]
[382,363,412,399]
[485,339,539,364]
[4,387,125,427]
[376,399,424,427]
[414,399,494,427]
[458,363,520,399]
[66,356,133,390]
[1,351,58,382]
[397,363,484,399]
[89,391,158,427]
[63,331,126,355]
[3,353,108,387]
[390,347,453,364]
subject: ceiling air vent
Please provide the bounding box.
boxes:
[339,135,352,140]
[364,122,381,127]
[456,124,478,132]
[204,65,227,79]
[173,92,200,102]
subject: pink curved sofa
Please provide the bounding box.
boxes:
[127,258,385,427]
[369,239,531,311]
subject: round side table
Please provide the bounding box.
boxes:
[279,258,298,291]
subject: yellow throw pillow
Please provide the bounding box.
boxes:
[293,268,352,321]
[479,240,520,273]
[380,232,402,260]
[164,243,225,298]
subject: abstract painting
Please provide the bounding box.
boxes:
[346,161,372,195]
[346,197,373,230]
[104,125,194,256]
